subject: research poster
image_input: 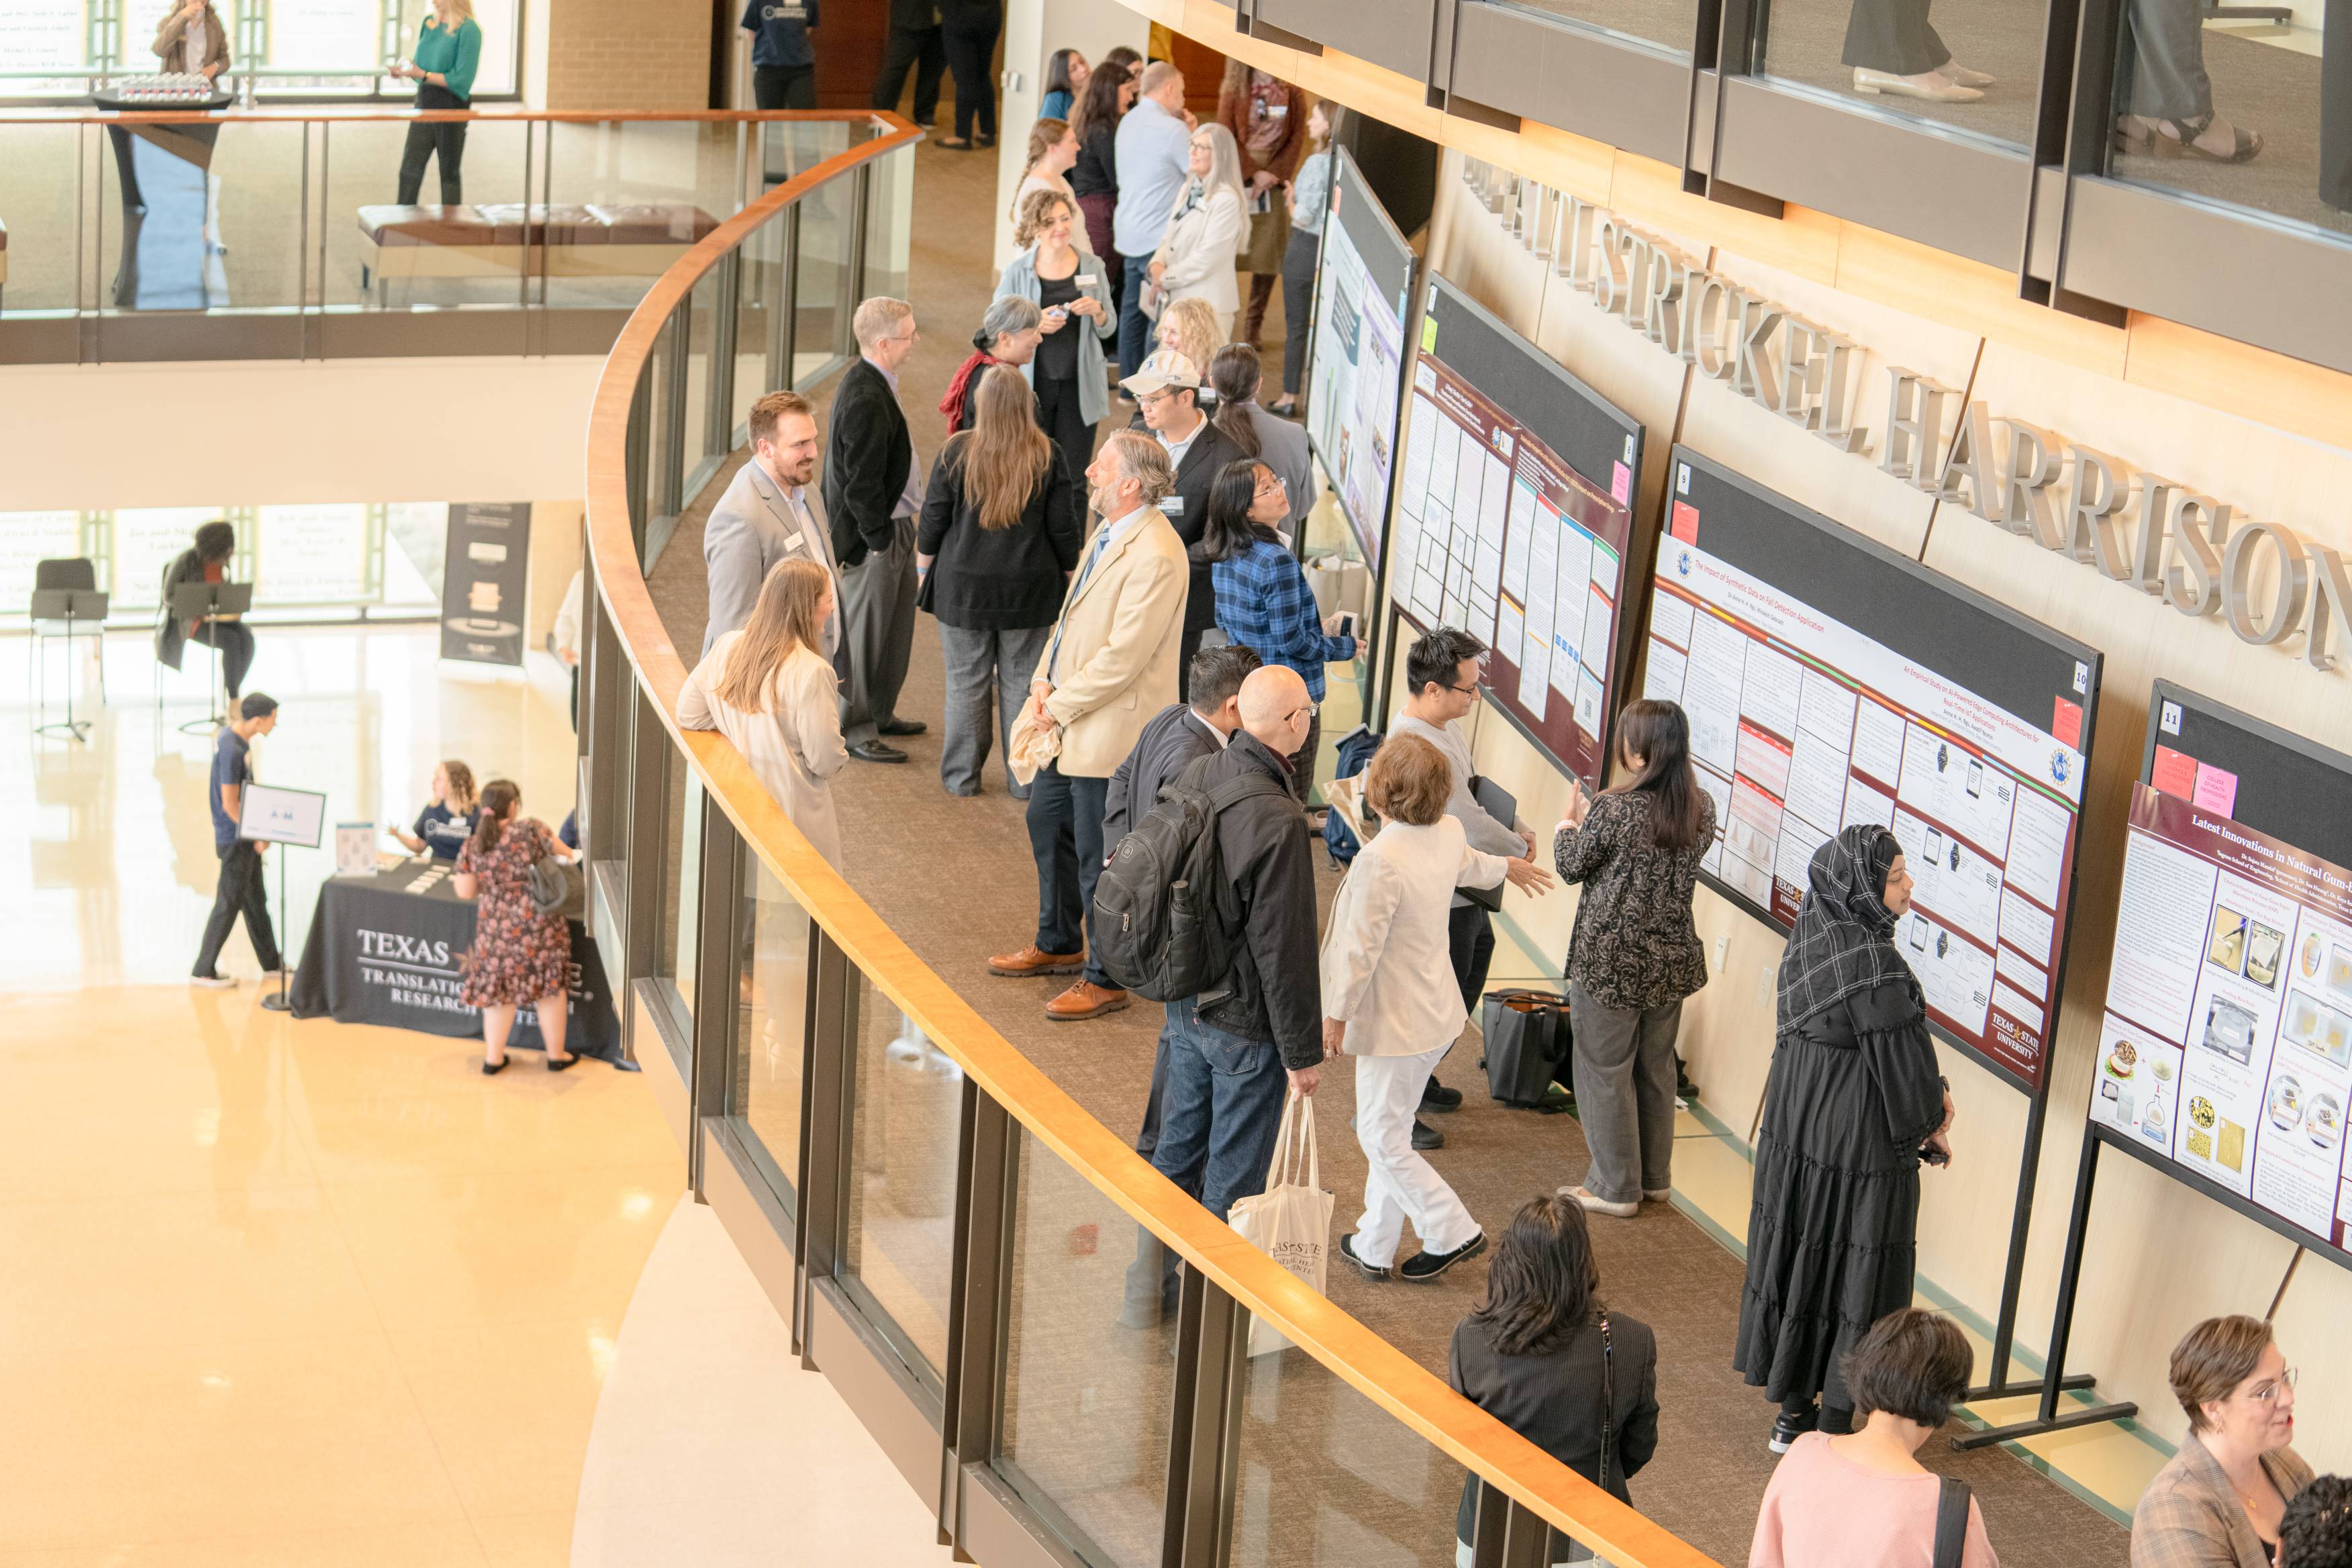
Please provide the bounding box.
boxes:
[1306,183,1406,572]
[2092,784,2352,1249]
[1640,470,2087,1087]
[1389,353,1636,785]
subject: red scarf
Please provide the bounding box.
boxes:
[939,350,1001,434]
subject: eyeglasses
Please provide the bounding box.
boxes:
[1285,701,1320,722]
[1254,475,1287,497]
[1444,681,1483,699]
[2243,1367,2299,1405]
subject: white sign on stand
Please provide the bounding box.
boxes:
[240,783,327,849]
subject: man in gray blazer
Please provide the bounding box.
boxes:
[1210,344,1316,538]
[702,389,840,660]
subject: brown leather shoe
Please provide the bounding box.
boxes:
[1044,981,1130,1020]
[987,944,1085,977]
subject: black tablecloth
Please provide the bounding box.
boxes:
[288,866,631,1067]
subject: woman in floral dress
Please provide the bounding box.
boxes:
[454,778,576,1073]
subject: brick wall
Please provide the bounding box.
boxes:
[542,0,712,111]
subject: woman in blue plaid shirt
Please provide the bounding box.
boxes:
[1199,457,1358,803]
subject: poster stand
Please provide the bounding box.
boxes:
[240,783,328,1014]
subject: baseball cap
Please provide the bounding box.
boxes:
[1120,348,1201,397]
[240,692,279,720]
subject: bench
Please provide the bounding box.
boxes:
[354,202,720,303]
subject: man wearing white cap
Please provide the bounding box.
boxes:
[1122,348,1244,701]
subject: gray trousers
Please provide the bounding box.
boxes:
[838,515,919,747]
[2119,0,2212,122]
[1841,0,1949,76]
[938,622,1050,798]
[1569,985,1683,1206]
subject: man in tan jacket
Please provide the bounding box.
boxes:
[989,430,1189,1022]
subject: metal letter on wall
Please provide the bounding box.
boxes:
[441,502,535,666]
[2219,518,2313,646]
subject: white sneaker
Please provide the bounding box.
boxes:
[1560,1184,1640,1218]
[190,972,236,989]
[1853,66,1983,102]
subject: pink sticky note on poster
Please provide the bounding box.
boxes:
[2051,697,2082,748]
[2193,762,2239,816]
[1670,501,1699,543]
[1610,461,1632,505]
[2151,744,2198,801]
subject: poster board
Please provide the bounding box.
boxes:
[440,502,533,666]
[1388,274,1648,790]
[2088,682,2352,1263]
[1640,447,2100,1093]
[1305,148,1414,576]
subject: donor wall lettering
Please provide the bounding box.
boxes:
[1454,160,2352,675]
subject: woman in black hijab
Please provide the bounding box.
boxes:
[1733,824,1954,1455]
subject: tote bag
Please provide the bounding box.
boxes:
[1227,1089,1334,1357]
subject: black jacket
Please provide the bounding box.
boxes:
[916,438,1082,630]
[1104,702,1223,847]
[1070,124,1117,199]
[1192,732,1320,1067]
[824,357,914,566]
[1130,412,1246,646]
[1449,1311,1659,1551]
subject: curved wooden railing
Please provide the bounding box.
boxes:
[582,111,1720,1568]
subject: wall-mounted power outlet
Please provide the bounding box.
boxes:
[1712,933,1728,969]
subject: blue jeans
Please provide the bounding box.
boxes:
[1118,250,1159,376]
[1149,996,1289,1221]
[1025,762,1112,983]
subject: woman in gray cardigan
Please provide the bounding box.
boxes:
[995,189,1116,489]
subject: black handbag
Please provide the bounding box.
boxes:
[1479,987,1574,1109]
[1932,1475,1972,1568]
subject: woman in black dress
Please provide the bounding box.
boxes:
[1734,824,1953,1453]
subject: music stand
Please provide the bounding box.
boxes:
[238,782,327,1013]
[30,586,109,742]
[166,580,254,735]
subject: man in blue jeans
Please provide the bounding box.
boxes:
[1124,666,1326,1326]
[1111,62,1195,377]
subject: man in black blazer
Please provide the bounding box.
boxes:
[1122,350,1244,702]
[825,297,926,763]
[868,0,944,129]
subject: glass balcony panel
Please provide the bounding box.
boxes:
[1229,1346,1463,1568]
[97,119,308,311]
[683,265,723,497]
[728,847,809,1208]
[842,966,963,1390]
[1754,0,2038,148]
[1492,0,1703,57]
[324,118,533,311]
[753,117,854,195]
[993,1129,1175,1568]
[1,126,84,313]
[539,119,744,312]
[732,205,790,429]
[2106,9,2349,241]
[653,756,701,1044]
[863,144,915,305]
[791,154,858,387]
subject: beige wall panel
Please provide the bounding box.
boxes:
[1449,116,1616,209]
[1427,155,1551,335]
[1915,1040,2035,1322]
[2124,311,2352,457]
[1832,226,2127,382]
[1604,156,1841,287]
[1678,886,1781,1134]
[2265,1258,2352,1461]
[1464,705,1579,964]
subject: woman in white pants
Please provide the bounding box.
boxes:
[1323,734,1513,1283]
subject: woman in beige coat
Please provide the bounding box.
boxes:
[678,558,848,868]
[154,0,230,79]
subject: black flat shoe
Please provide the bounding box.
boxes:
[878,718,928,736]
[1398,1231,1486,1281]
[1769,1404,1818,1454]
[1338,1234,1391,1279]
[481,1057,508,1075]
[1411,1117,1444,1151]
[847,740,908,763]
[1420,1080,1464,1112]
[545,1053,580,1071]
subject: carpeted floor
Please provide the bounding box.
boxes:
[644,128,2131,1568]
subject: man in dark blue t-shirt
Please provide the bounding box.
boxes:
[193,692,283,987]
[740,0,819,110]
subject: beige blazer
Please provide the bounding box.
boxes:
[2130,1431,2312,1568]
[677,636,848,869]
[153,5,230,73]
[1032,510,1188,779]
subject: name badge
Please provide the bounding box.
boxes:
[783,532,807,552]
[1159,497,1184,516]
[1267,103,1288,117]
[1076,274,1098,287]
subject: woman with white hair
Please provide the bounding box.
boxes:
[995,189,1116,485]
[940,294,1044,436]
[1146,121,1247,346]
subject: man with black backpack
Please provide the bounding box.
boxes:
[1107,664,1327,1326]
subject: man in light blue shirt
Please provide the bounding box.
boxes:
[1112,61,1195,377]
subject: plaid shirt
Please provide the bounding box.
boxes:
[1210,538,1356,700]
[2130,1432,2312,1568]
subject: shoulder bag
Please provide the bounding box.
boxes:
[525,824,585,920]
[1932,1475,1972,1568]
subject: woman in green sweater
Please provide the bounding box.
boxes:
[392,0,483,204]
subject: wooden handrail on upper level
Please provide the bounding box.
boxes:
[580,110,1724,1568]
[0,105,897,126]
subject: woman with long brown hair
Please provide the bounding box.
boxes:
[916,366,1083,799]
[1067,60,1136,297]
[678,556,848,866]
[454,778,576,1073]
[1551,698,1718,1218]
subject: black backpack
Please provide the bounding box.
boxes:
[1093,754,1287,1003]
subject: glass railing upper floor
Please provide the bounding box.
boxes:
[572,112,1728,1568]
[0,106,886,364]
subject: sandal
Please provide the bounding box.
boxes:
[2121,111,2262,164]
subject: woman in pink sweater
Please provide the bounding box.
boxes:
[1751,1308,2000,1568]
